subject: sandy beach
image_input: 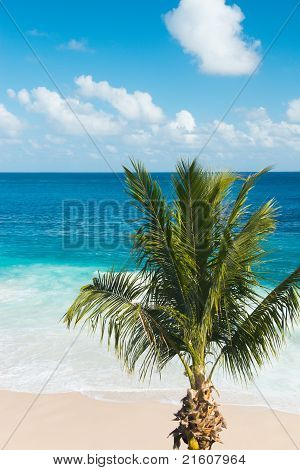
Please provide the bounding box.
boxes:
[0,390,299,450]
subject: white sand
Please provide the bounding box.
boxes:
[0,390,299,450]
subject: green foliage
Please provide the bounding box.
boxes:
[63,159,300,387]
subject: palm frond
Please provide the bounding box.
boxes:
[172,159,236,267]
[226,167,272,229]
[202,170,277,343]
[219,266,300,381]
[63,270,187,380]
[124,160,189,310]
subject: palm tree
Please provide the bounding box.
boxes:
[63,160,300,450]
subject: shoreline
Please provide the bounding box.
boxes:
[0,390,299,450]
[1,387,299,416]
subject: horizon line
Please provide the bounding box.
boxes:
[0,170,299,174]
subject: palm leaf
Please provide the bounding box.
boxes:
[63,270,187,380]
[124,160,188,310]
[219,266,300,380]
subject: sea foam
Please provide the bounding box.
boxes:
[0,264,299,414]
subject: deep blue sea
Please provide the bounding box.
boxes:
[0,172,299,412]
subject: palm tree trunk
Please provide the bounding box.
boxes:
[170,380,227,450]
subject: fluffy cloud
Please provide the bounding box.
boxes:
[214,120,253,146]
[27,29,48,37]
[0,103,23,137]
[164,0,261,75]
[17,89,31,105]
[7,88,16,99]
[59,39,91,52]
[105,144,117,154]
[75,75,165,123]
[10,86,120,136]
[5,76,300,168]
[164,109,198,145]
[168,110,196,132]
[245,107,300,150]
[203,107,300,152]
[123,129,152,146]
[287,98,300,122]
[45,134,66,144]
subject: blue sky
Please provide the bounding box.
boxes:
[1,0,300,171]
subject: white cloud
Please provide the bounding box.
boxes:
[214,120,253,146]
[12,86,121,136]
[105,144,117,153]
[0,103,23,137]
[28,138,44,150]
[0,137,22,146]
[287,98,300,122]
[89,152,102,160]
[45,134,66,144]
[7,88,16,98]
[164,0,261,76]
[245,107,300,150]
[123,129,152,146]
[164,109,199,145]
[17,89,31,105]
[168,110,196,132]
[75,75,165,123]
[59,39,91,52]
[63,148,74,157]
[6,75,300,169]
[27,28,48,37]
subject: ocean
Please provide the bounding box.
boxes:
[0,172,299,412]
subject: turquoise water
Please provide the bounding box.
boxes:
[0,172,299,412]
